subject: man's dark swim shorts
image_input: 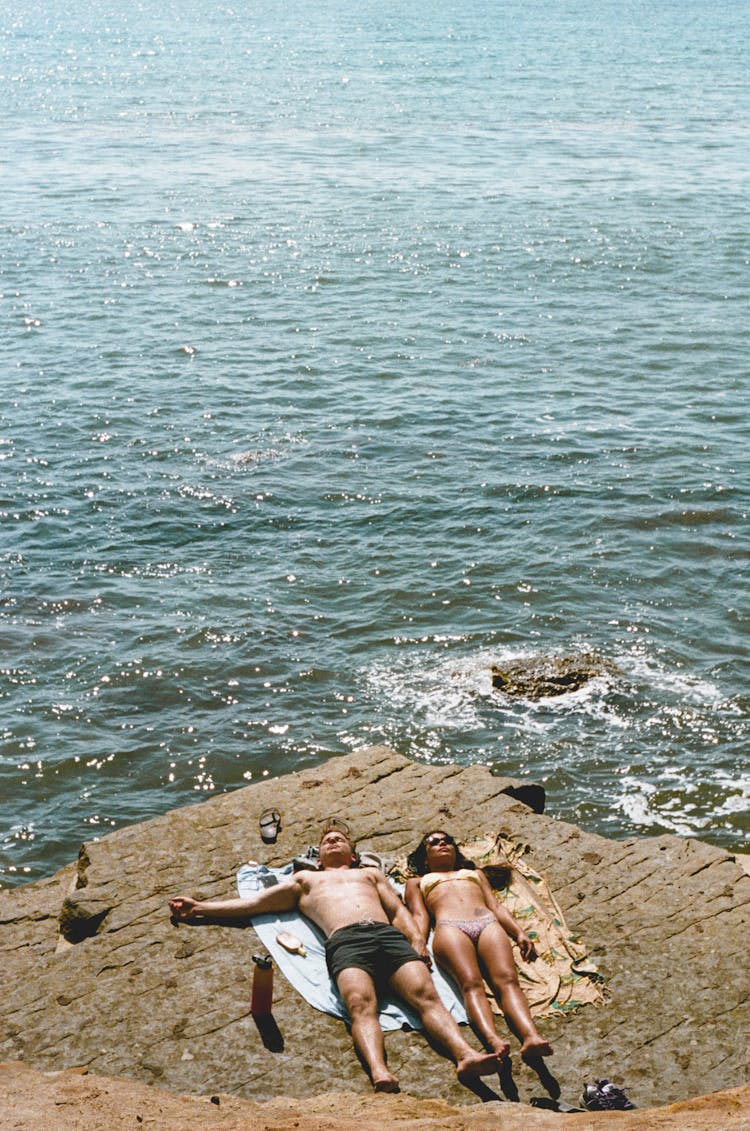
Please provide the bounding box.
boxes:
[325,921,422,984]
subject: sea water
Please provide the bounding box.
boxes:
[2,0,748,886]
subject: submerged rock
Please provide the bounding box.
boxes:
[490,652,618,699]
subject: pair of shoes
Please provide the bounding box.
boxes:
[582,1079,635,1111]
[259,809,281,844]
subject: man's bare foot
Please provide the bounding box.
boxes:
[520,1035,554,1062]
[456,1049,505,1082]
[372,1072,400,1093]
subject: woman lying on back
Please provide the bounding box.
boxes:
[405,830,553,1063]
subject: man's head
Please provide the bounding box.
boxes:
[318,825,357,869]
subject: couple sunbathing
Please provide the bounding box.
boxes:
[169,825,552,1093]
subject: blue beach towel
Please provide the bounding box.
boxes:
[237,863,467,1032]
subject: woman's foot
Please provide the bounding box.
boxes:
[488,1036,511,1060]
[520,1034,554,1062]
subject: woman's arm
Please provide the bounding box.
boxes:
[404,877,432,946]
[477,870,536,961]
[169,879,300,923]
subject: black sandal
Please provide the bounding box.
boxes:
[259,809,281,844]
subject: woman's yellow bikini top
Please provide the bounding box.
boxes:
[419,868,483,899]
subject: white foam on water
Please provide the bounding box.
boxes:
[615,768,750,840]
[360,643,626,738]
[617,777,658,828]
[618,650,728,707]
[622,782,711,838]
[363,646,487,731]
[712,772,750,818]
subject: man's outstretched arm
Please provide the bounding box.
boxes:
[169,880,299,923]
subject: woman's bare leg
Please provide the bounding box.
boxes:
[432,924,510,1058]
[388,959,504,1081]
[477,923,553,1061]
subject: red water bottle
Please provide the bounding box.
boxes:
[251,954,274,1016]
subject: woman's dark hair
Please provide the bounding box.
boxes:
[406,830,478,876]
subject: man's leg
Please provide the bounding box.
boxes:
[335,967,399,1092]
[388,960,503,1081]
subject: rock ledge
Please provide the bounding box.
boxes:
[1,746,748,1114]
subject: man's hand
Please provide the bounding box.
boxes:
[516,930,536,962]
[169,895,199,921]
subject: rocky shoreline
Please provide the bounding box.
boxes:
[3,1060,750,1131]
[2,746,748,1125]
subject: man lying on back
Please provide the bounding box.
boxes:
[169,825,503,1093]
